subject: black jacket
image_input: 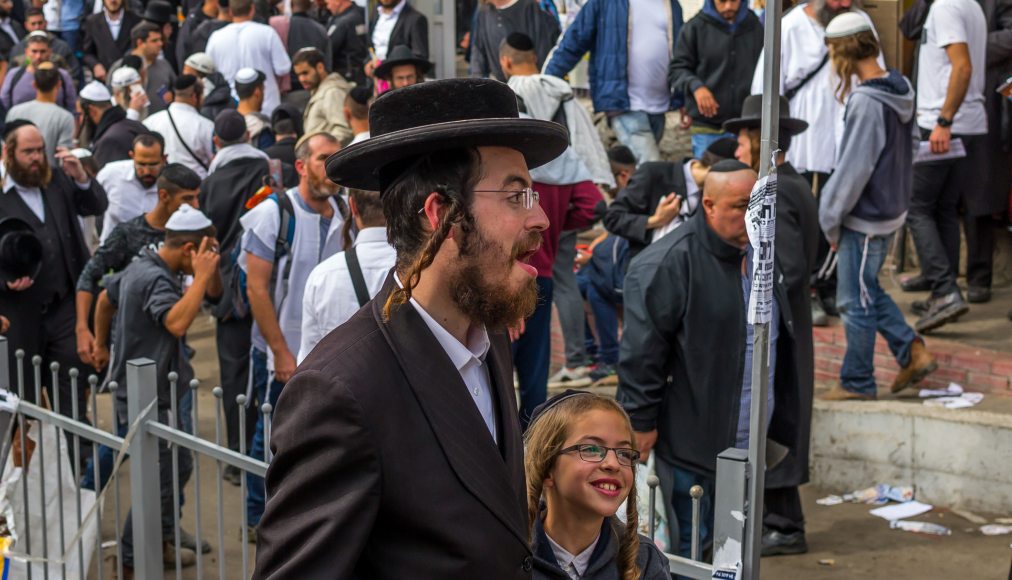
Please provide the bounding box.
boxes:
[616,211,800,479]
[603,160,689,259]
[81,10,142,72]
[92,106,149,168]
[175,7,213,71]
[265,136,296,167]
[766,162,817,489]
[255,275,532,579]
[0,21,25,61]
[669,9,763,129]
[532,517,669,580]
[368,2,429,59]
[199,72,235,121]
[327,4,369,84]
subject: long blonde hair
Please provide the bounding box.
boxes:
[826,31,881,102]
[524,394,641,580]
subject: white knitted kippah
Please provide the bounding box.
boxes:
[825,12,872,39]
[165,205,213,232]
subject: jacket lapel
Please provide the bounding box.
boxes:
[370,275,529,548]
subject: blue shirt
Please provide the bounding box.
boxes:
[736,247,778,449]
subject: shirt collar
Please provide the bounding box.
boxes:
[545,530,599,578]
[352,226,388,246]
[395,274,491,371]
[380,0,406,18]
[682,159,700,196]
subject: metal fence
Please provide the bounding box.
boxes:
[0,336,269,579]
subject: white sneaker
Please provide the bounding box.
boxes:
[548,366,593,389]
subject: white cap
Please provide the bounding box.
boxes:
[184,52,215,75]
[70,148,93,159]
[79,81,112,103]
[234,67,265,85]
[825,12,872,39]
[110,66,142,89]
[165,205,213,232]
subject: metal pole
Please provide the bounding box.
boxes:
[127,358,162,580]
[743,0,782,577]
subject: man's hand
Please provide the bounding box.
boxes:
[93,64,107,81]
[6,276,33,291]
[55,147,89,183]
[646,193,682,229]
[929,124,952,154]
[191,237,221,283]
[574,248,591,267]
[679,107,692,130]
[273,347,297,383]
[0,315,9,334]
[364,59,377,78]
[508,319,526,342]
[76,327,96,366]
[693,86,719,118]
[129,89,149,113]
[635,429,658,459]
[93,343,110,372]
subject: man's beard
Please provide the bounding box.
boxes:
[448,224,542,329]
[816,2,850,26]
[308,170,340,199]
[0,7,9,17]
[6,156,52,188]
[137,173,157,188]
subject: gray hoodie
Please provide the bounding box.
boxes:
[819,69,915,244]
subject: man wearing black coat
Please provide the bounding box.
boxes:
[669,0,763,158]
[326,0,368,84]
[0,13,25,63]
[254,79,569,578]
[367,0,428,62]
[603,160,691,260]
[0,122,108,420]
[81,88,149,167]
[617,162,803,559]
[175,0,219,70]
[81,0,142,82]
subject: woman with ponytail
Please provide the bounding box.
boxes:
[525,391,669,579]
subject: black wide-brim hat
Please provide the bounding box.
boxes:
[326,78,570,192]
[0,217,43,284]
[374,45,434,81]
[722,94,809,136]
[143,0,174,24]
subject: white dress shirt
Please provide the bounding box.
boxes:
[546,531,599,579]
[651,160,701,242]
[205,20,293,115]
[144,102,215,179]
[0,18,18,44]
[298,227,396,363]
[400,274,498,443]
[349,131,370,145]
[105,9,124,40]
[96,159,158,244]
[371,0,406,60]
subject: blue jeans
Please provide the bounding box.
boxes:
[672,466,715,561]
[690,131,735,159]
[82,390,193,491]
[247,348,284,527]
[836,228,917,396]
[611,111,665,164]
[576,270,620,366]
[512,277,553,431]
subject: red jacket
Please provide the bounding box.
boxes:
[529,181,603,277]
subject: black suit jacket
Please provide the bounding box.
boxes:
[603,160,689,259]
[255,275,533,579]
[81,10,142,72]
[368,2,429,59]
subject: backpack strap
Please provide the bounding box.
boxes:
[269,191,297,308]
[344,245,371,307]
[6,65,26,106]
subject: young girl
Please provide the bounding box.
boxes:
[525,391,669,579]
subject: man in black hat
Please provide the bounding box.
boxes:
[255,78,569,578]
[373,43,431,91]
[143,0,178,70]
[0,121,107,420]
[616,160,803,560]
[724,93,817,556]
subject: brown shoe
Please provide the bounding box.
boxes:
[163,541,197,568]
[891,340,937,393]
[820,385,876,401]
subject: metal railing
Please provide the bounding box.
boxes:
[0,336,270,579]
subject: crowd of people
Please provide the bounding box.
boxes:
[0,0,1007,576]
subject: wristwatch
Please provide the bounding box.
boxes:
[936,115,953,128]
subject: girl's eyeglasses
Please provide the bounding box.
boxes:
[557,443,640,467]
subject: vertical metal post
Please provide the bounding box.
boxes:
[89,374,105,580]
[213,387,227,580]
[190,379,204,578]
[50,363,67,579]
[712,448,748,573]
[646,475,659,538]
[15,350,32,580]
[262,403,273,463]
[169,372,183,579]
[33,355,50,580]
[70,369,85,577]
[0,336,8,390]
[690,485,704,562]
[127,358,162,580]
[743,1,783,577]
[107,381,124,580]
[238,394,250,580]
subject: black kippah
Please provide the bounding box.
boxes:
[705,137,739,162]
[709,159,752,173]
[350,84,372,106]
[175,74,198,92]
[505,32,535,52]
[121,54,143,71]
[2,119,36,141]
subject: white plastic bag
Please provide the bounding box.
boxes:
[1,421,98,579]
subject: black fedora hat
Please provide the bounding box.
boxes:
[143,0,174,24]
[722,95,809,136]
[373,45,434,81]
[0,217,42,284]
[325,78,570,191]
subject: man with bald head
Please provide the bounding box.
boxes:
[0,121,107,421]
[616,160,803,559]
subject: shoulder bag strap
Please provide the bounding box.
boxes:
[784,52,829,101]
[166,108,210,171]
[344,245,371,307]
